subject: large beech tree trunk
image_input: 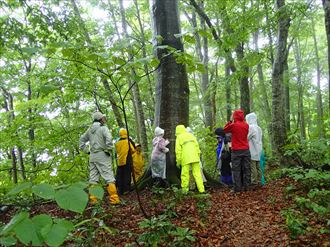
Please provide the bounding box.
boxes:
[271,0,290,158]
[150,0,189,183]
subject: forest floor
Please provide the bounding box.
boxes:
[1,177,329,246]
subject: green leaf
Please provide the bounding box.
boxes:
[32,183,55,200]
[0,236,17,246]
[89,185,104,200]
[14,218,33,245]
[53,219,74,232]
[7,182,32,196]
[45,221,72,247]
[32,214,53,239]
[55,186,88,213]
[1,212,29,235]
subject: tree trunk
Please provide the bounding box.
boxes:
[185,8,212,129]
[235,43,250,114]
[283,61,290,132]
[312,17,324,138]
[133,0,155,107]
[150,0,189,183]
[225,59,232,122]
[322,0,330,112]
[253,29,273,146]
[118,0,148,153]
[271,0,290,158]
[18,146,26,180]
[70,0,124,127]
[293,38,306,140]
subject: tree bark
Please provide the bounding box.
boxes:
[293,38,306,140]
[235,43,250,115]
[185,8,212,129]
[150,0,189,183]
[70,0,124,127]
[312,17,324,138]
[271,0,290,158]
[283,61,290,132]
[118,0,148,152]
[225,59,232,122]
[322,0,330,112]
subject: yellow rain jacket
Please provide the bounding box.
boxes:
[175,125,201,166]
[132,150,144,181]
[115,129,136,166]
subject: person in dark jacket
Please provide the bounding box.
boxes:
[224,110,251,192]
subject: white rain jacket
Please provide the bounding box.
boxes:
[151,136,169,179]
[79,122,113,163]
[246,113,262,161]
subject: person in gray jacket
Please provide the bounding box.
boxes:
[246,112,263,186]
[79,112,120,204]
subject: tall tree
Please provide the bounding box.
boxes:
[322,0,330,112]
[271,0,290,158]
[118,0,148,152]
[150,0,189,182]
[312,17,324,138]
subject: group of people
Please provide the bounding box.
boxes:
[79,112,144,205]
[220,110,264,192]
[79,109,263,205]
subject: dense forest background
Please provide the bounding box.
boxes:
[0,0,329,246]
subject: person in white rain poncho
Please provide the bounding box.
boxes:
[245,112,263,186]
[79,112,120,205]
[151,127,169,186]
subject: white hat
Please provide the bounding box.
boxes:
[154,126,164,136]
[92,112,105,120]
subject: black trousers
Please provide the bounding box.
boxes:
[231,149,251,192]
[116,164,131,195]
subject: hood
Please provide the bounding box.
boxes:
[154,126,164,136]
[175,125,186,136]
[119,128,127,138]
[246,112,258,125]
[233,110,245,122]
[90,122,101,134]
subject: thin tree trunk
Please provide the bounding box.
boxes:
[265,0,275,64]
[150,0,189,183]
[70,0,124,127]
[312,17,324,138]
[225,59,232,121]
[133,0,155,108]
[322,0,330,112]
[253,29,273,146]
[235,43,250,114]
[271,0,290,158]
[118,0,148,152]
[185,8,212,129]
[293,38,306,140]
[18,147,26,180]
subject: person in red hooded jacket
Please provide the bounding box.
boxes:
[224,109,251,192]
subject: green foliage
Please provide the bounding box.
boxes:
[0,212,73,247]
[281,209,306,239]
[137,214,195,247]
[284,138,330,168]
[278,167,330,238]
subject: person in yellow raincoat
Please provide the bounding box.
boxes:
[115,128,136,195]
[132,144,144,181]
[175,125,205,193]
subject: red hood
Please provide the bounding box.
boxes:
[233,110,244,122]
